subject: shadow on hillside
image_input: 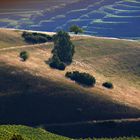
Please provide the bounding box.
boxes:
[46,120,140,138]
[0,62,140,138]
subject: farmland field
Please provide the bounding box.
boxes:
[0,0,140,39]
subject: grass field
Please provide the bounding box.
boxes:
[0,29,140,138]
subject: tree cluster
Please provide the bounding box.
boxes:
[49,31,75,70]
[22,32,53,44]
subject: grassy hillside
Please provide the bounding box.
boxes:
[73,37,140,108]
[0,29,140,138]
[0,29,27,48]
[73,37,140,87]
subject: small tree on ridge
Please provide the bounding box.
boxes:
[69,25,83,34]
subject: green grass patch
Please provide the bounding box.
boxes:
[0,125,70,140]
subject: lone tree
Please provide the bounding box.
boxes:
[52,30,75,64]
[19,51,29,61]
[69,25,83,34]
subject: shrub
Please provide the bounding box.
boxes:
[19,51,29,61]
[49,54,66,70]
[10,134,24,140]
[65,71,96,86]
[52,30,75,64]
[22,32,53,44]
[102,82,113,89]
[69,25,83,34]
[65,71,72,78]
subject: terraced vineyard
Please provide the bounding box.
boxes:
[0,0,140,39]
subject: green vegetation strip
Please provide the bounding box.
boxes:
[0,125,70,140]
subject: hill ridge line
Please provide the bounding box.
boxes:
[0,27,138,42]
[45,117,140,127]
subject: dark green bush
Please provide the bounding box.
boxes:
[19,51,29,61]
[49,54,66,70]
[102,82,113,89]
[10,134,24,140]
[65,71,96,86]
[22,32,53,44]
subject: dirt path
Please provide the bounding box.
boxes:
[0,42,52,52]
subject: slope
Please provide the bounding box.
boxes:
[0,29,140,138]
[0,28,27,48]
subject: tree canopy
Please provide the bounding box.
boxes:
[69,25,83,34]
[52,30,75,64]
[65,71,96,86]
[22,32,53,44]
[19,51,29,61]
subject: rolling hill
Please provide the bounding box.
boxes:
[0,28,140,138]
[0,29,27,48]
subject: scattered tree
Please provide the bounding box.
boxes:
[52,30,75,64]
[10,134,24,140]
[65,71,96,86]
[19,51,29,61]
[69,25,83,34]
[102,82,113,89]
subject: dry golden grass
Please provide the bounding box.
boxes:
[0,29,140,110]
[0,43,139,110]
[0,28,26,48]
